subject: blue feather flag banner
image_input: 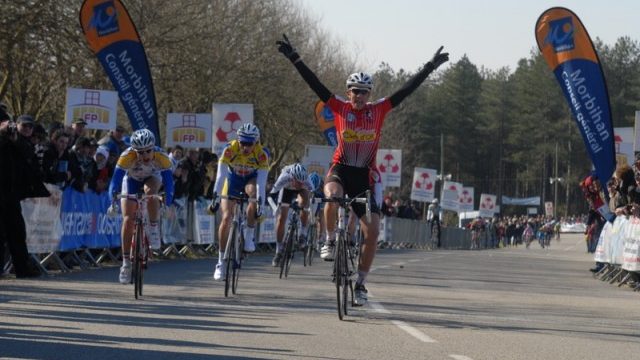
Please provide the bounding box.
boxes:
[535,7,615,197]
[80,0,160,145]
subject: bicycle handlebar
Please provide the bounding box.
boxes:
[219,195,259,203]
[115,193,165,202]
[321,190,372,222]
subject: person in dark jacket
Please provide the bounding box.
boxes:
[0,106,50,278]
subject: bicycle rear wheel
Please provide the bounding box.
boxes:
[224,222,237,297]
[280,226,295,279]
[133,223,144,299]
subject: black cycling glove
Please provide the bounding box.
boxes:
[276,34,300,63]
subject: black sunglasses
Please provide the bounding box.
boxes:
[239,141,255,147]
[350,88,370,95]
[135,148,153,155]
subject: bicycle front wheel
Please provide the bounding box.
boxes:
[224,222,237,297]
[280,226,295,279]
[335,234,349,320]
[232,231,243,294]
[133,223,144,299]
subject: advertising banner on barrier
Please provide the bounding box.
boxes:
[65,87,118,130]
[622,217,640,271]
[441,181,462,212]
[212,103,253,155]
[376,149,402,188]
[479,193,497,218]
[59,187,121,251]
[314,101,338,147]
[536,7,615,198]
[259,205,276,244]
[193,199,215,245]
[459,186,474,212]
[22,184,64,254]
[163,197,187,244]
[166,113,212,149]
[80,0,160,144]
[410,167,437,202]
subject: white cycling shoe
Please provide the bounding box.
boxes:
[320,242,335,261]
[213,262,226,281]
[119,264,132,284]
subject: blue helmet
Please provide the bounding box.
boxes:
[309,172,323,191]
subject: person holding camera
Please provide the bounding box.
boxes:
[0,105,49,278]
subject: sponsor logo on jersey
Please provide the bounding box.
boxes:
[347,112,356,122]
[342,129,376,143]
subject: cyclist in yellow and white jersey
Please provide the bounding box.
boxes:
[209,123,270,281]
[107,129,174,284]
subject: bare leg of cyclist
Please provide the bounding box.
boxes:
[272,205,289,266]
[322,182,343,259]
[357,213,380,285]
[243,180,257,252]
[298,191,310,247]
[218,199,235,258]
[144,177,162,249]
[119,199,137,283]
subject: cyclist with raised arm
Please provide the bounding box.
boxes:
[276,34,448,306]
[427,198,441,247]
[270,163,314,267]
[209,124,269,281]
[108,129,174,284]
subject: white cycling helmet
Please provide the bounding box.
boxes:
[237,123,260,143]
[346,72,373,90]
[432,198,439,204]
[290,163,307,182]
[130,128,155,150]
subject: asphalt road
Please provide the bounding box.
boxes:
[1,233,639,360]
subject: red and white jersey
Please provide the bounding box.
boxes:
[327,96,392,168]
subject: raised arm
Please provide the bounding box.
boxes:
[388,46,449,108]
[276,34,332,102]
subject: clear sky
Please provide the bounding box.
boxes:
[294,0,640,73]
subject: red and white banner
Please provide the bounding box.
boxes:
[166,113,212,149]
[376,149,402,188]
[479,193,497,218]
[410,167,437,202]
[441,181,462,212]
[459,186,474,212]
[212,103,253,155]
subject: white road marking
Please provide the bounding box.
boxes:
[368,289,437,343]
[391,320,437,343]
[449,355,475,360]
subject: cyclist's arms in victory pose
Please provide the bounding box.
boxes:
[276,34,448,108]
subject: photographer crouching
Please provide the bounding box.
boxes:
[0,104,50,278]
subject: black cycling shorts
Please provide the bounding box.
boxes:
[326,163,380,218]
[279,188,301,205]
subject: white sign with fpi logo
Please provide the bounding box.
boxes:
[65,87,118,130]
[165,113,212,148]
